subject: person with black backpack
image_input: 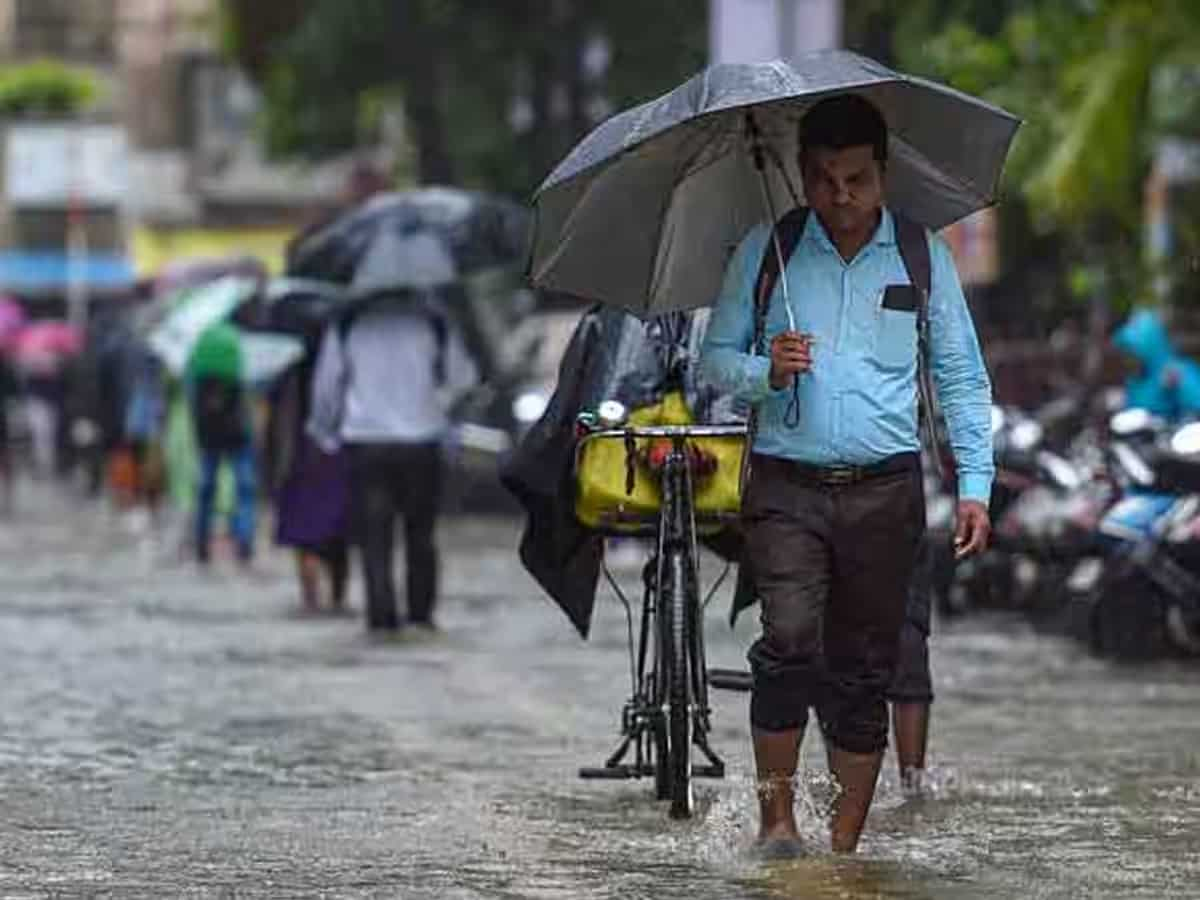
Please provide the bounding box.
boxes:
[701,94,994,855]
[188,323,257,566]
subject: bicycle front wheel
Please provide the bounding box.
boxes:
[663,544,694,819]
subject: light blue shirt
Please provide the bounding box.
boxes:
[700,208,994,502]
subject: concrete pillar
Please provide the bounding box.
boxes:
[710,0,841,65]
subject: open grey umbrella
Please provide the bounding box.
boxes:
[288,187,530,285]
[530,50,1021,317]
[350,229,458,296]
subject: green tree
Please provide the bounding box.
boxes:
[897,1,1200,308]
[0,60,98,117]
[221,0,707,197]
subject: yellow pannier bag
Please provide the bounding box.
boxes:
[574,391,746,533]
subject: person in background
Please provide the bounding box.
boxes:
[119,344,167,514]
[887,539,936,794]
[24,367,63,479]
[1112,307,1200,422]
[308,234,478,633]
[0,353,17,511]
[188,323,257,566]
[267,350,351,616]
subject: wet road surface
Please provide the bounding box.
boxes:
[2,483,1199,898]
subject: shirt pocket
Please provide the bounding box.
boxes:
[874,301,918,371]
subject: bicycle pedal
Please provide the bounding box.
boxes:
[695,764,725,779]
[579,765,653,780]
[708,668,752,692]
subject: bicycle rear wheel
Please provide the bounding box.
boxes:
[653,713,670,801]
[663,545,694,819]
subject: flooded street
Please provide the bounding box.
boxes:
[2,483,1199,899]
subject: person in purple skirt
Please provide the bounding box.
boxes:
[267,358,351,614]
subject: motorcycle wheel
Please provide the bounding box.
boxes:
[1090,564,1169,661]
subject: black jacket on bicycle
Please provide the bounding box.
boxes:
[501,303,748,638]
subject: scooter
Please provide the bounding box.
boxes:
[934,403,1109,618]
[1066,417,1200,660]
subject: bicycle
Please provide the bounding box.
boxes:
[573,420,747,818]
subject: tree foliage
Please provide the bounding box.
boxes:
[222,0,707,197]
[0,59,99,117]
[883,1,1200,311]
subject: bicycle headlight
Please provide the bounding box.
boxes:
[597,400,628,428]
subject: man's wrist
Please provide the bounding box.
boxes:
[957,473,992,505]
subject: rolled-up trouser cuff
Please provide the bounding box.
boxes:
[822,722,889,755]
[819,680,890,753]
[748,638,822,732]
[750,688,809,733]
[886,620,934,704]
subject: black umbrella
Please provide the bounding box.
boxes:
[530,50,1021,317]
[255,278,349,339]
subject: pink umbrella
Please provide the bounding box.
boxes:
[0,296,27,350]
[11,320,83,375]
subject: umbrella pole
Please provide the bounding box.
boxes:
[746,115,797,334]
[740,112,804,497]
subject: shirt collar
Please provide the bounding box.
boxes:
[803,207,895,255]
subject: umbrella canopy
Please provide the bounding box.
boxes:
[0,296,27,347]
[10,320,83,374]
[237,332,305,384]
[287,187,530,287]
[147,276,257,376]
[351,229,457,296]
[255,278,348,338]
[531,50,1021,317]
[149,275,303,384]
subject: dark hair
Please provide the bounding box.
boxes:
[799,94,888,165]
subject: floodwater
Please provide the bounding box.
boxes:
[1,483,1199,899]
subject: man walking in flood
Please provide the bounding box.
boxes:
[701,94,993,854]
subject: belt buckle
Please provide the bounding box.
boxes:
[822,465,858,486]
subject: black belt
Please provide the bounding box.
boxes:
[753,452,917,487]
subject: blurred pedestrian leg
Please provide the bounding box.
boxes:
[294,543,349,613]
[888,535,935,794]
[350,442,441,631]
[195,444,256,564]
[26,394,58,477]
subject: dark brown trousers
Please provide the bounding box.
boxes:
[742,453,925,754]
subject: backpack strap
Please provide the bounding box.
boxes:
[894,212,943,479]
[740,207,809,496]
[751,207,810,356]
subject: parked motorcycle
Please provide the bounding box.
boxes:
[932,400,1111,618]
[1067,418,1200,660]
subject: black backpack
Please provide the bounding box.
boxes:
[751,207,941,473]
[193,376,248,452]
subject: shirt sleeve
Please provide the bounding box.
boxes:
[442,319,480,405]
[928,233,995,503]
[306,325,346,454]
[699,226,773,405]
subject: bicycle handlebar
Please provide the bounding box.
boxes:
[579,424,748,441]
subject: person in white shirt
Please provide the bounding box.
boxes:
[308,232,478,632]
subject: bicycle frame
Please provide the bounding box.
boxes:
[579,424,741,814]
